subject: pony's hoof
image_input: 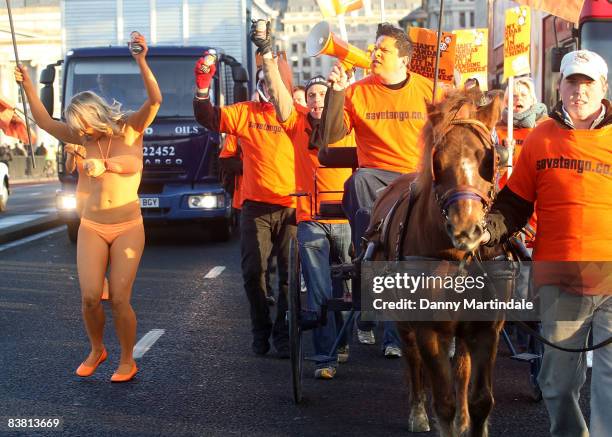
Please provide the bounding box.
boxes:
[408,412,430,433]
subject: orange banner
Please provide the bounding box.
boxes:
[453,28,488,90]
[504,6,531,81]
[408,27,456,83]
[513,0,585,24]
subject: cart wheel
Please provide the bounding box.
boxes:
[288,237,304,404]
[529,336,543,402]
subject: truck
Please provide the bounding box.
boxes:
[46,0,278,242]
[539,0,612,109]
[44,46,248,242]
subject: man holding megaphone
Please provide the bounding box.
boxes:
[319,23,434,355]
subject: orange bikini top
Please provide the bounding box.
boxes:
[78,137,143,178]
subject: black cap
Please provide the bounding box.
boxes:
[304,75,329,94]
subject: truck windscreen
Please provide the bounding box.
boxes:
[581,21,612,100]
[64,56,214,117]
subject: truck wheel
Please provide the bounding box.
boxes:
[67,221,79,244]
[0,180,8,212]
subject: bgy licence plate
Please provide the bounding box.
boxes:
[140,197,159,208]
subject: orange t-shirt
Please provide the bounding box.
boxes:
[281,107,354,223]
[343,72,433,173]
[507,120,612,263]
[497,125,537,235]
[220,101,296,207]
[219,135,243,209]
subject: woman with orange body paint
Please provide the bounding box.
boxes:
[15,33,162,382]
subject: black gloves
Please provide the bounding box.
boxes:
[249,20,273,56]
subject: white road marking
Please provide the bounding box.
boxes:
[133,329,165,359]
[204,266,225,278]
[0,227,64,252]
[0,214,46,228]
[29,192,43,196]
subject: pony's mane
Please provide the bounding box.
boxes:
[417,89,484,189]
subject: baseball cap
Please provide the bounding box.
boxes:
[560,50,608,81]
[304,75,329,94]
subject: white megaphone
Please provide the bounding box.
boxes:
[306,21,371,70]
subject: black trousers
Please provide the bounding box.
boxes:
[240,200,297,347]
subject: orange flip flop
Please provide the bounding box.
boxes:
[76,348,108,377]
[110,363,138,383]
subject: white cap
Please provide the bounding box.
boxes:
[560,50,608,81]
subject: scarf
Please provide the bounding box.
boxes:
[501,102,547,129]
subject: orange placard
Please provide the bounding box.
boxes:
[408,27,456,83]
[504,6,531,81]
[453,28,488,90]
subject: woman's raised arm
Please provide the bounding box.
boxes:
[14,65,82,145]
[127,33,162,134]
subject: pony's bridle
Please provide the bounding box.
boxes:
[431,118,499,220]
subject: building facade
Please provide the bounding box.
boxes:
[0,0,62,149]
[424,0,478,32]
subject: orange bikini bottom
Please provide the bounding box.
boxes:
[80,216,143,245]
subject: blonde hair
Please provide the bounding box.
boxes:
[504,77,537,108]
[64,91,127,136]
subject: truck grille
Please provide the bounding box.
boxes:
[138,183,165,194]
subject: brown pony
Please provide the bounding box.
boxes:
[366,88,512,437]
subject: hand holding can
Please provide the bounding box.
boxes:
[129,31,144,55]
[255,20,268,40]
[199,49,217,74]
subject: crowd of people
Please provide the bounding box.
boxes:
[13,19,612,436]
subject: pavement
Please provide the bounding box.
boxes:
[0,179,63,244]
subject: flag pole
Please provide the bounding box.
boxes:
[6,0,36,169]
[507,76,514,176]
[432,0,445,103]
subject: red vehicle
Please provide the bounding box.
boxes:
[541,0,612,109]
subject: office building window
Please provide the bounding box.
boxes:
[292,43,298,53]
[459,12,466,28]
[470,12,475,27]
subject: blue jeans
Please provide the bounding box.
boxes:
[342,168,402,254]
[298,221,351,365]
[357,316,402,349]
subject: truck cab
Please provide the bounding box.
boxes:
[542,0,612,109]
[42,46,248,242]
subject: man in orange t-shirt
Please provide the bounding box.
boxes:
[319,23,433,356]
[483,50,612,437]
[193,56,296,358]
[256,21,355,377]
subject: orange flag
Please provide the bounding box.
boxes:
[512,0,585,23]
[0,96,36,144]
[316,0,363,18]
